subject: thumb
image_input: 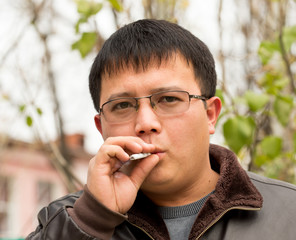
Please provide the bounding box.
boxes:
[129,154,159,190]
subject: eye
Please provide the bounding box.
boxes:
[111,101,134,111]
[158,95,182,103]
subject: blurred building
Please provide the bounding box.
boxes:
[0,134,92,238]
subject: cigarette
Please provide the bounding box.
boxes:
[129,153,151,161]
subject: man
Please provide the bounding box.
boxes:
[27,19,296,240]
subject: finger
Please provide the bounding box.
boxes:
[98,144,130,163]
[92,137,156,175]
[105,136,156,154]
[88,147,127,181]
[128,154,160,190]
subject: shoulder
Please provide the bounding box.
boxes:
[246,172,296,235]
[38,190,83,221]
[49,190,83,209]
[247,172,296,208]
[248,171,296,193]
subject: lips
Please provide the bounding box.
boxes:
[151,148,165,159]
[152,151,163,155]
[151,148,163,155]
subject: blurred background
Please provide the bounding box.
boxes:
[0,0,295,238]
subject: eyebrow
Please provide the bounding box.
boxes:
[107,86,184,101]
[150,86,183,94]
[107,92,132,101]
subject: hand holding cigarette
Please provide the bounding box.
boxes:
[87,136,159,215]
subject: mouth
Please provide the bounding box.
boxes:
[152,146,164,153]
[152,151,162,155]
[151,148,165,159]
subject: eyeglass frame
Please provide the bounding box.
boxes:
[98,90,209,122]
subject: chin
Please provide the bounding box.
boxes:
[141,170,173,192]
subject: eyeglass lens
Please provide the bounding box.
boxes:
[101,91,194,123]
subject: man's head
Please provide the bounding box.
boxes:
[89,19,221,200]
[89,19,217,112]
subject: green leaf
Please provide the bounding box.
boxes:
[75,16,88,33]
[258,40,279,65]
[107,0,123,12]
[283,26,296,51]
[254,136,283,167]
[19,104,26,113]
[260,136,282,159]
[76,0,103,17]
[72,32,97,58]
[36,107,43,115]
[244,90,269,112]
[273,95,293,126]
[293,132,296,153]
[223,116,256,154]
[257,25,296,65]
[215,89,224,104]
[260,73,289,96]
[254,154,270,167]
[26,115,33,127]
[74,0,102,33]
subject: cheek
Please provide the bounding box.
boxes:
[172,114,210,168]
[101,122,135,139]
[169,111,209,146]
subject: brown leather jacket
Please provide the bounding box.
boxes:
[26,145,296,240]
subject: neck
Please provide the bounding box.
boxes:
[143,169,219,207]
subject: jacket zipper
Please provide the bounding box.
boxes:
[129,206,261,240]
[195,206,261,239]
[128,222,155,240]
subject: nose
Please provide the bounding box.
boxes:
[134,99,161,136]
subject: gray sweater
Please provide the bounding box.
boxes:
[157,192,213,239]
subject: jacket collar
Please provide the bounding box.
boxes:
[127,144,263,239]
[189,144,263,238]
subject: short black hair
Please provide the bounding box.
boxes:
[89,19,217,112]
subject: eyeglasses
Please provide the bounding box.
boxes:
[99,90,208,123]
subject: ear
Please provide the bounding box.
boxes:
[206,97,222,135]
[94,114,103,135]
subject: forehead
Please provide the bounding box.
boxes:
[100,54,200,98]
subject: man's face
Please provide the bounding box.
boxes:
[95,55,221,197]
